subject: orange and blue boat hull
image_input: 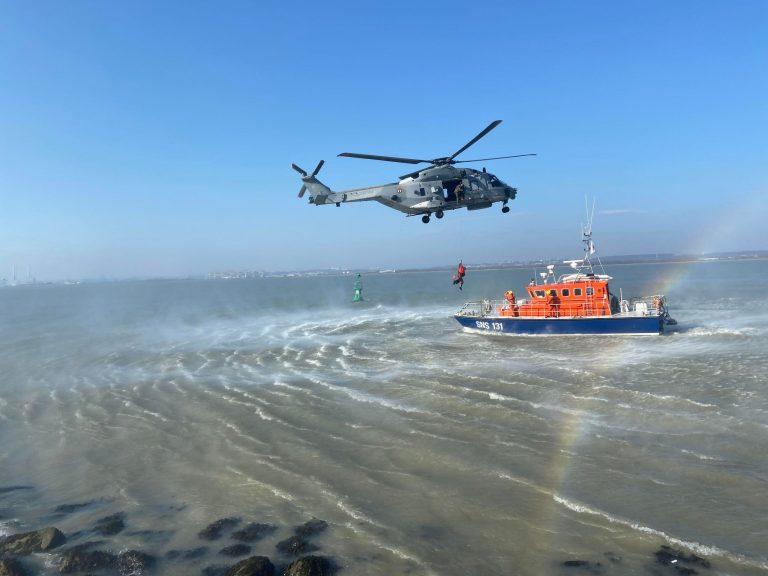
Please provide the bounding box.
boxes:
[453,314,665,335]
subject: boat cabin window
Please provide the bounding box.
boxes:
[574,288,582,296]
[586,287,594,296]
[561,288,570,297]
[534,290,546,298]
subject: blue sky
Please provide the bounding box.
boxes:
[1,1,766,280]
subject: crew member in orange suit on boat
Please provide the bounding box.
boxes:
[547,289,560,317]
[498,290,519,316]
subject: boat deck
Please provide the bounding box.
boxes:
[456,295,664,320]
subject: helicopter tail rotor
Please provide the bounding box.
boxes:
[293,160,325,198]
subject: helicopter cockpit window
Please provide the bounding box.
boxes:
[418,187,426,196]
[489,175,501,187]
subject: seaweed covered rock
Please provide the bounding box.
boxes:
[220,544,252,557]
[0,527,65,555]
[199,518,242,541]
[275,536,318,557]
[293,520,327,539]
[563,560,591,568]
[283,555,334,576]
[59,546,118,573]
[165,546,208,560]
[95,512,126,536]
[276,519,328,558]
[0,557,27,576]
[561,559,604,573]
[224,555,275,576]
[232,523,277,543]
[54,502,95,515]
[655,545,711,571]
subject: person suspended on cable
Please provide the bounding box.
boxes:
[452,261,466,290]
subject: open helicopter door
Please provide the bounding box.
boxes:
[445,179,462,202]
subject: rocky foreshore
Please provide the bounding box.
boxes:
[0,486,336,575]
[2,484,717,575]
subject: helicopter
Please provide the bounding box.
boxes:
[292,120,535,223]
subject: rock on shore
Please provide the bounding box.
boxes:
[0,527,66,555]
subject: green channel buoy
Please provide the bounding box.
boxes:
[353,273,363,302]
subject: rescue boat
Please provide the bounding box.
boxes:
[454,210,677,335]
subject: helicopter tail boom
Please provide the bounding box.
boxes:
[293,160,389,207]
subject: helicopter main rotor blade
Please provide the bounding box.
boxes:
[454,153,537,164]
[338,152,428,165]
[311,159,325,176]
[447,120,502,163]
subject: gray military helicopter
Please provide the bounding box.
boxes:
[292,120,534,223]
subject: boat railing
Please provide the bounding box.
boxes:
[456,299,498,317]
[624,294,668,317]
[457,294,670,319]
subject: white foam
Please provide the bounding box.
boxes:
[553,494,768,570]
[496,471,545,492]
[680,448,721,461]
[310,377,429,414]
[271,380,304,392]
[684,326,761,337]
[320,489,376,524]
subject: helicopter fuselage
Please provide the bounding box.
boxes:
[293,120,530,223]
[303,165,516,221]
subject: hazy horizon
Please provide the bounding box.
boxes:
[4,247,768,284]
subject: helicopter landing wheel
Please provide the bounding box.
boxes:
[502,205,510,213]
[436,210,444,219]
[421,215,430,224]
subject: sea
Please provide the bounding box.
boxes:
[1,260,767,575]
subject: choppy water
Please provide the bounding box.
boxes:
[1,260,767,575]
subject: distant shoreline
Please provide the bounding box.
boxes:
[3,252,767,286]
[206,251,768,279]
[426,253,768,274]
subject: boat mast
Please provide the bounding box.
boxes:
[582,196,607,276]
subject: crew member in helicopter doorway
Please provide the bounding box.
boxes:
[453,261,466,290]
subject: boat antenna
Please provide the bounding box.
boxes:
[583,196,608,276]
